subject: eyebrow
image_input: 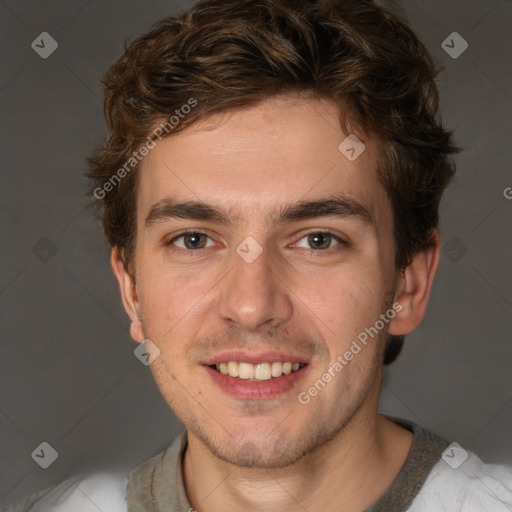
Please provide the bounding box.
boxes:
[144,195,374,228]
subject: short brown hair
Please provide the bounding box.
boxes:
[87,0,459,364]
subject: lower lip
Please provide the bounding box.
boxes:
[204,365,309,400]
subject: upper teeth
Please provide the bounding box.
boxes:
[215,361,302,380]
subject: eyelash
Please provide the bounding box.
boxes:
[165,230,346,254]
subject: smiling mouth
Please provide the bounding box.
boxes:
[209,361,307,381]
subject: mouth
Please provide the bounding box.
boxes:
[209,361,307,381]
[202,352,310,400]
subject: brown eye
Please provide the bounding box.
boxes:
[170,232,213,250]
[307,232,334,250]
[184,233,207,249]
[293,231,345,251]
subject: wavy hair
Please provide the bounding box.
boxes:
[87,0,459,364]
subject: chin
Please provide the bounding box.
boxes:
[206,434,310,469]
[190,416,343,469]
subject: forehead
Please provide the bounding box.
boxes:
[136,95,389,227]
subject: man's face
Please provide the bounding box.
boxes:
[130,95,399,468]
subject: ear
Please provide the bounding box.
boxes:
[110,248,145,343]
[388,230,441,336]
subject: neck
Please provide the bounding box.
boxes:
[183,389,413,512]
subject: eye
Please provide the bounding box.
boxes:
[294,231,344,250]
[168,231,215,250]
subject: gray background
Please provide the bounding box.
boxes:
[1,0,511,507]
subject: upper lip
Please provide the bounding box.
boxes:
[202,350,310,366]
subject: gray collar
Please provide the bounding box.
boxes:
[365,416,449,512]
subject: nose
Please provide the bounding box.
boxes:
[216,241,293,331]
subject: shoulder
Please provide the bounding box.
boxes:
[408,447,512,511]
[6,472,129,512]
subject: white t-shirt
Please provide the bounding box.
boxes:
[9,472,129,512]
[8,421,512,512]
[408,452,512,511]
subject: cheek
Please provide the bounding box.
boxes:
[295,265,386,325]
[294,269,390,375]
[137,266,203,337]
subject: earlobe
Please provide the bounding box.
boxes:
[388,230,441,336]
[110,248,145,343]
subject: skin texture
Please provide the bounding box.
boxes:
[111,94,440,512]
